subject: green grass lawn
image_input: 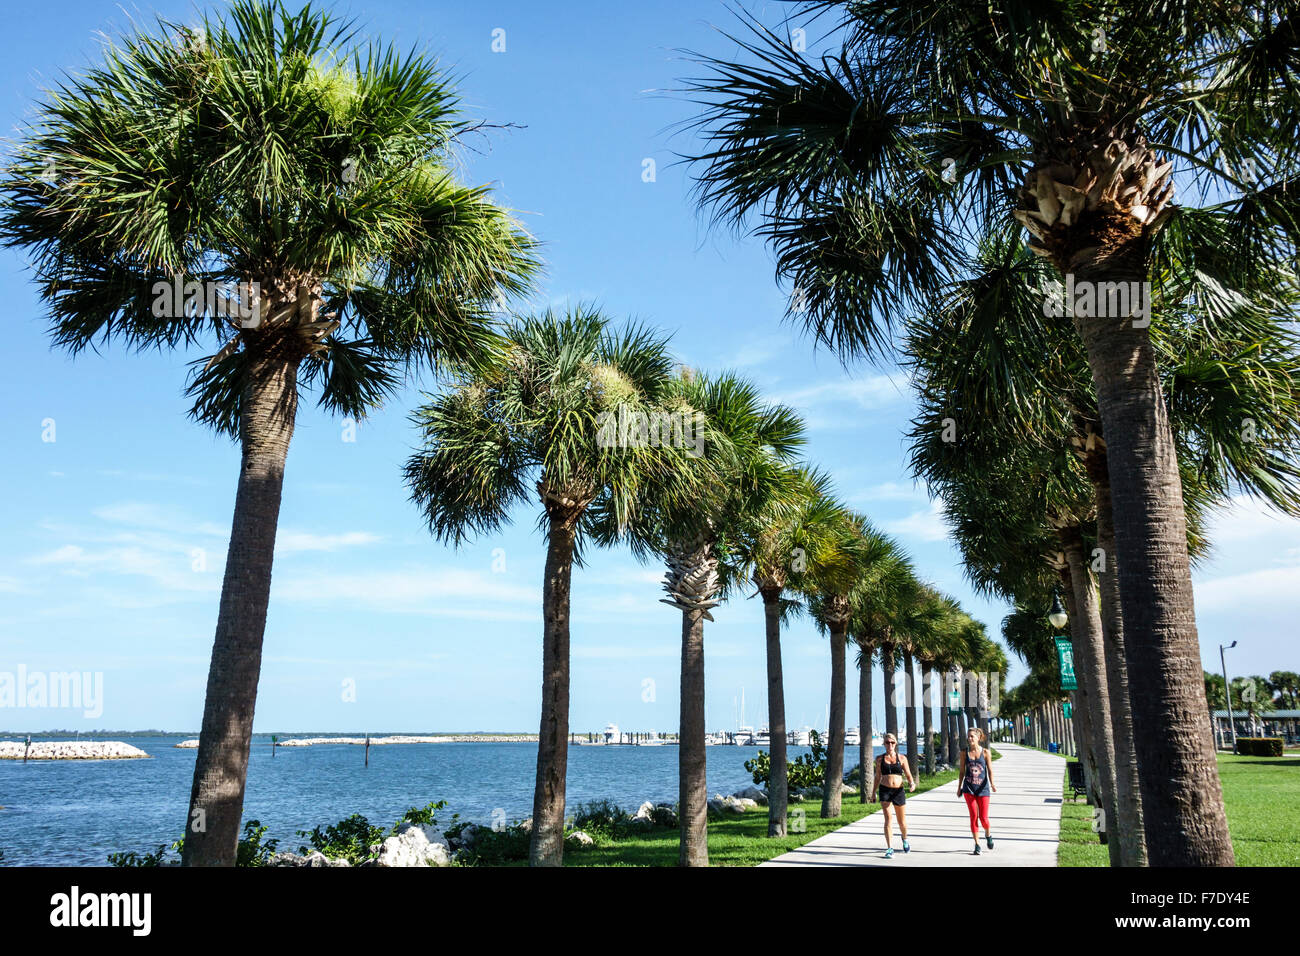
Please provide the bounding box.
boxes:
[562,750,999,867]
[1056,754,1300,866]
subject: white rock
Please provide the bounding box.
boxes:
[708,793,746,814]
[371,823,451,867]
[633,800,656,820]
[732,786,768,805]
[565,830,594,847]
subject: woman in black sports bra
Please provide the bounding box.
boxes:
[870,732,915,858]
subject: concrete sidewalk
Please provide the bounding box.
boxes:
[761,743,1065,867]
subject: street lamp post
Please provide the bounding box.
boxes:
[1048,590,1068,630]
[1220,641,1238,754]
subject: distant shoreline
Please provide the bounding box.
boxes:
[176,734,537,747]
[1,731,540,738]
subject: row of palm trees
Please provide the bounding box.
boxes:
[681,0,1300,866]
[403,304,1002,866]
[0,0,991,867]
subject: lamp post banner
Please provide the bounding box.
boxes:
[1055,636,1078,690]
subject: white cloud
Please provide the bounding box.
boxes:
[1195,564,1300,612]
[771,373,911,416]
[849,481,926,503]
[272,566,537,619]
[91,502,226,538]
[1201,495,1300,546]
[884,500,949,543]
[275,531,382,554]
[28,542,218,597]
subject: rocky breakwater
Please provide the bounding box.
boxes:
[0,740,149,759]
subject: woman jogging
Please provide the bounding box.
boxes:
[957,727,996,854]
[870,732,915,858]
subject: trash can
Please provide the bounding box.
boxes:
[1048,742,1060,754]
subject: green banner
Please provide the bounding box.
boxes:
[1056,637,1077,690]
[1063,701,1072,719]
[947,687,961,715]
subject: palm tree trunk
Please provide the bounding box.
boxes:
[1073,262,1235,866]
[1061,528,1122,867]
[1089,451,1148,867]
[183,350,298,867]
[679,607,708,866]
[761,589,788,836]
[881,641,898,738]
[922,664,935,775]
[821,627,847,818]
[528,514,578,867]
[859,646,873,802]
[903,649,919,776]
[940,670,953,766]
[1072,685,1098,802]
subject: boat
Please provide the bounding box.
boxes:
[637,731,666,746]
[602,723,621,745]
[753,728,771,748]
[845,726,861,747]
[734,725,756,746]
[788,727,813,746]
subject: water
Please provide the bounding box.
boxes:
[0,735,890,865]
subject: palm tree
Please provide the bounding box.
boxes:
[405,307,688,866]
[723,465,838,836]
[0,0,539,865]
[892,583,953,774]
[846,541,915,796]
[851,640,875,802]
[619,370,804,866]
[684,0,1300,865]
[801,511,896,819]
[909,593,969,775]
[906,227,1300,865]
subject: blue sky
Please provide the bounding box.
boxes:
[0,0,1294,734]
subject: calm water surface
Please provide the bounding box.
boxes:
[0,736,889,865]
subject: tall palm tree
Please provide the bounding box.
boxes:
[846,541,915,792]
[723,465,838,836]
[910,593,969,775]
[802,512,896,819]
[851,640,875,801]
[405,307,688,866]
[684,0,1300,864]
[615,370,804,866]
[0,0,539,865]
[892,583,952,774]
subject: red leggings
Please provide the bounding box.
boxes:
[964,794,990,834]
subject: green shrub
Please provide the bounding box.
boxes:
[446,820,531,866]
[649,804,678,828]
[235,820,279,866]
[571,799,628,835]
[746,730,828,791]
[110,819,276,867]
[296,813,387,865]
[1237,737,1284,757]
[108,844,174,867]
[297,800,452,865]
